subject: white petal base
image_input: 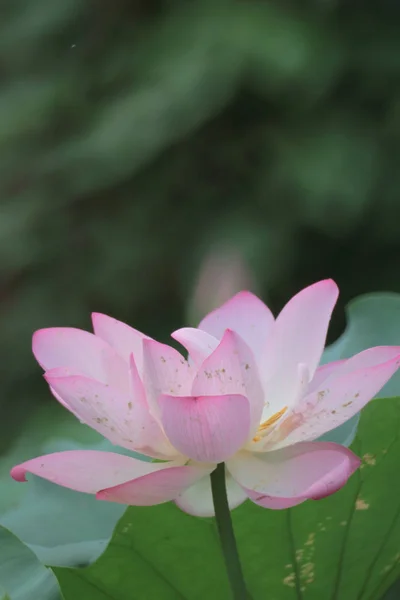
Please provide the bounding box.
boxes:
[175,470,248,517]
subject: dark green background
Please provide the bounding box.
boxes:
[1,0,400,449]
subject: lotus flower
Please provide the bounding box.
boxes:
[11,280,400,516]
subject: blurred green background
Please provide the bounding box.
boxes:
[1,0,400,452]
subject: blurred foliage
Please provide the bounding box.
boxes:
[1,0,400,447]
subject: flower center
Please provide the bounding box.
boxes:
[252,406,288,442]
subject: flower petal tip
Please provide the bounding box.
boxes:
[32,328,44,343]
[10,465,27,482]
[221,327,235,337]
[351,454,362,471]
[325,278,338,287]
[95,489,109,501]
[233,290,256,300]
[309,448,361,501]
[91,312,113,330]
[32,328,46,357]
[90,312,100,326]
[316,278,339,296]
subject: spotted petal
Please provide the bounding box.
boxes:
[306,360,346,394]
[142,339,194,418]
[33,327,129,392]
[92,313,148,374]
[45,371,175,458]
[192,329,264,435]
[273,347,400,449]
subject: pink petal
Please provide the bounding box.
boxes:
[246,364,310,454]
[159,393,250,462]
[45,366,85,419]
[227,442,360,502]
[97,464,213,505]
[192,329,264,435]
[11,450,172,493]
[92,313,148,374]
[142,339,194,417]
[198,291,274,357]
[129,355,177,458]
[45,373,137,448]
[275,348,400,448]
[257,362,310,432]
[175,471,247,517]
[245,489,305,509]
[323,346,400,378]
[171,328,219,367]
[265,280,339,382]
[306,360,346,394]
[45,373,174,458]
[33,328,129,392]
[13,449,207,507]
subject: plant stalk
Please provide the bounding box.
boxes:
[210,462,249,600]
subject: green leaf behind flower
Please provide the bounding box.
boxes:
[321,292,400,447]
[0,407,149,568]
[54,396,400,600]
[0,526,64,600]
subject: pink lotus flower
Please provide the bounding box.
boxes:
[11,280,400,516]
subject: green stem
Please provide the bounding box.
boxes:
[210,462,249,600]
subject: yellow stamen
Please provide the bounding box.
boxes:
[252,406,288,442]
